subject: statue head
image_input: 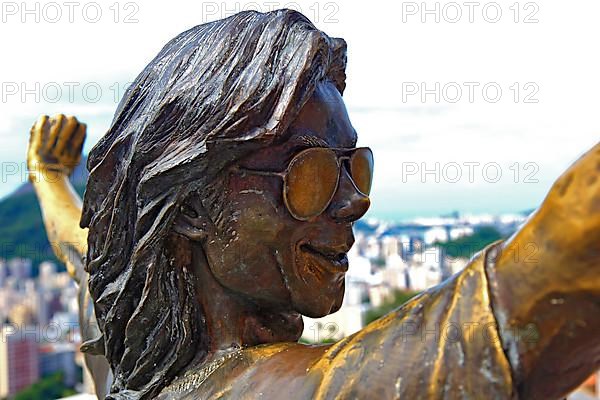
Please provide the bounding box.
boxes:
[81,9,371,398]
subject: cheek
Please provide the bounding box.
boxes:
[226,174,292,243]
[208,184,297,301]
[235,194,288,241]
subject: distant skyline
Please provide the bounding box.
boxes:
[1,1,598,220]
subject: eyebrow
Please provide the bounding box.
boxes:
[290,134,330,148]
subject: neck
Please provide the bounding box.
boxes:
[190,245,304,358]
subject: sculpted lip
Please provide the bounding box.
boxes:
[299,243,349,273]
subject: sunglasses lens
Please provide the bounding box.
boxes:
[285,149,339,219]
[350,148,374,195]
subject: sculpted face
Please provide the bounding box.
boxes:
[205,80,370,317]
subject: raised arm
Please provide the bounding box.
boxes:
[487,141,600,399]
[27,115,111,397]
[27,114,87,282]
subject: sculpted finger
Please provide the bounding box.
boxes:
[45,114,65,152]
[55,115,79,156]
[70,123,86,159]
[29,115,48,155]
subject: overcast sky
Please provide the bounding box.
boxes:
[1,0,598,220]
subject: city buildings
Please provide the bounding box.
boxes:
[0,326,39,398]
[0,260,84,396]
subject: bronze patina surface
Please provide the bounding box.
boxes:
[27,9,599,400]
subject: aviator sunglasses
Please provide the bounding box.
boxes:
[232,147,374,221]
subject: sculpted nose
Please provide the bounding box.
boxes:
[327,167,370,223]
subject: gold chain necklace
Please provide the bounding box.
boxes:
[160,349,243,395]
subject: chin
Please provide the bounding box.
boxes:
[292,282,345,318]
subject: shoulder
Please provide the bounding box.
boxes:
[158,342,331,399]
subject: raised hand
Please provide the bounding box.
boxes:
[25,113,89,280]
[27,114,86,177]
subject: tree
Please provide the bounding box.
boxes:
[13,372,76,400]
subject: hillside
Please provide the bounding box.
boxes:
[0,158,88,274]
[436,225,504,258]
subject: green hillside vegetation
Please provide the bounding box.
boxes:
[0,183,86,274]
[14,372,77,400]
[436,226,503,259]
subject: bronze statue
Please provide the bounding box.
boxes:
[27,9,599,400]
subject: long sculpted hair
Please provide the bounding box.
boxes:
[80,9,347,399]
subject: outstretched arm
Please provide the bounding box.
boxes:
[27,114,87,282]
[302,143,599,400]
[488,142,600,399]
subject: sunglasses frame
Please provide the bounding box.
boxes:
[231,147,373,221]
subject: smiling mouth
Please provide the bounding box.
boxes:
[300,243,349,273]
